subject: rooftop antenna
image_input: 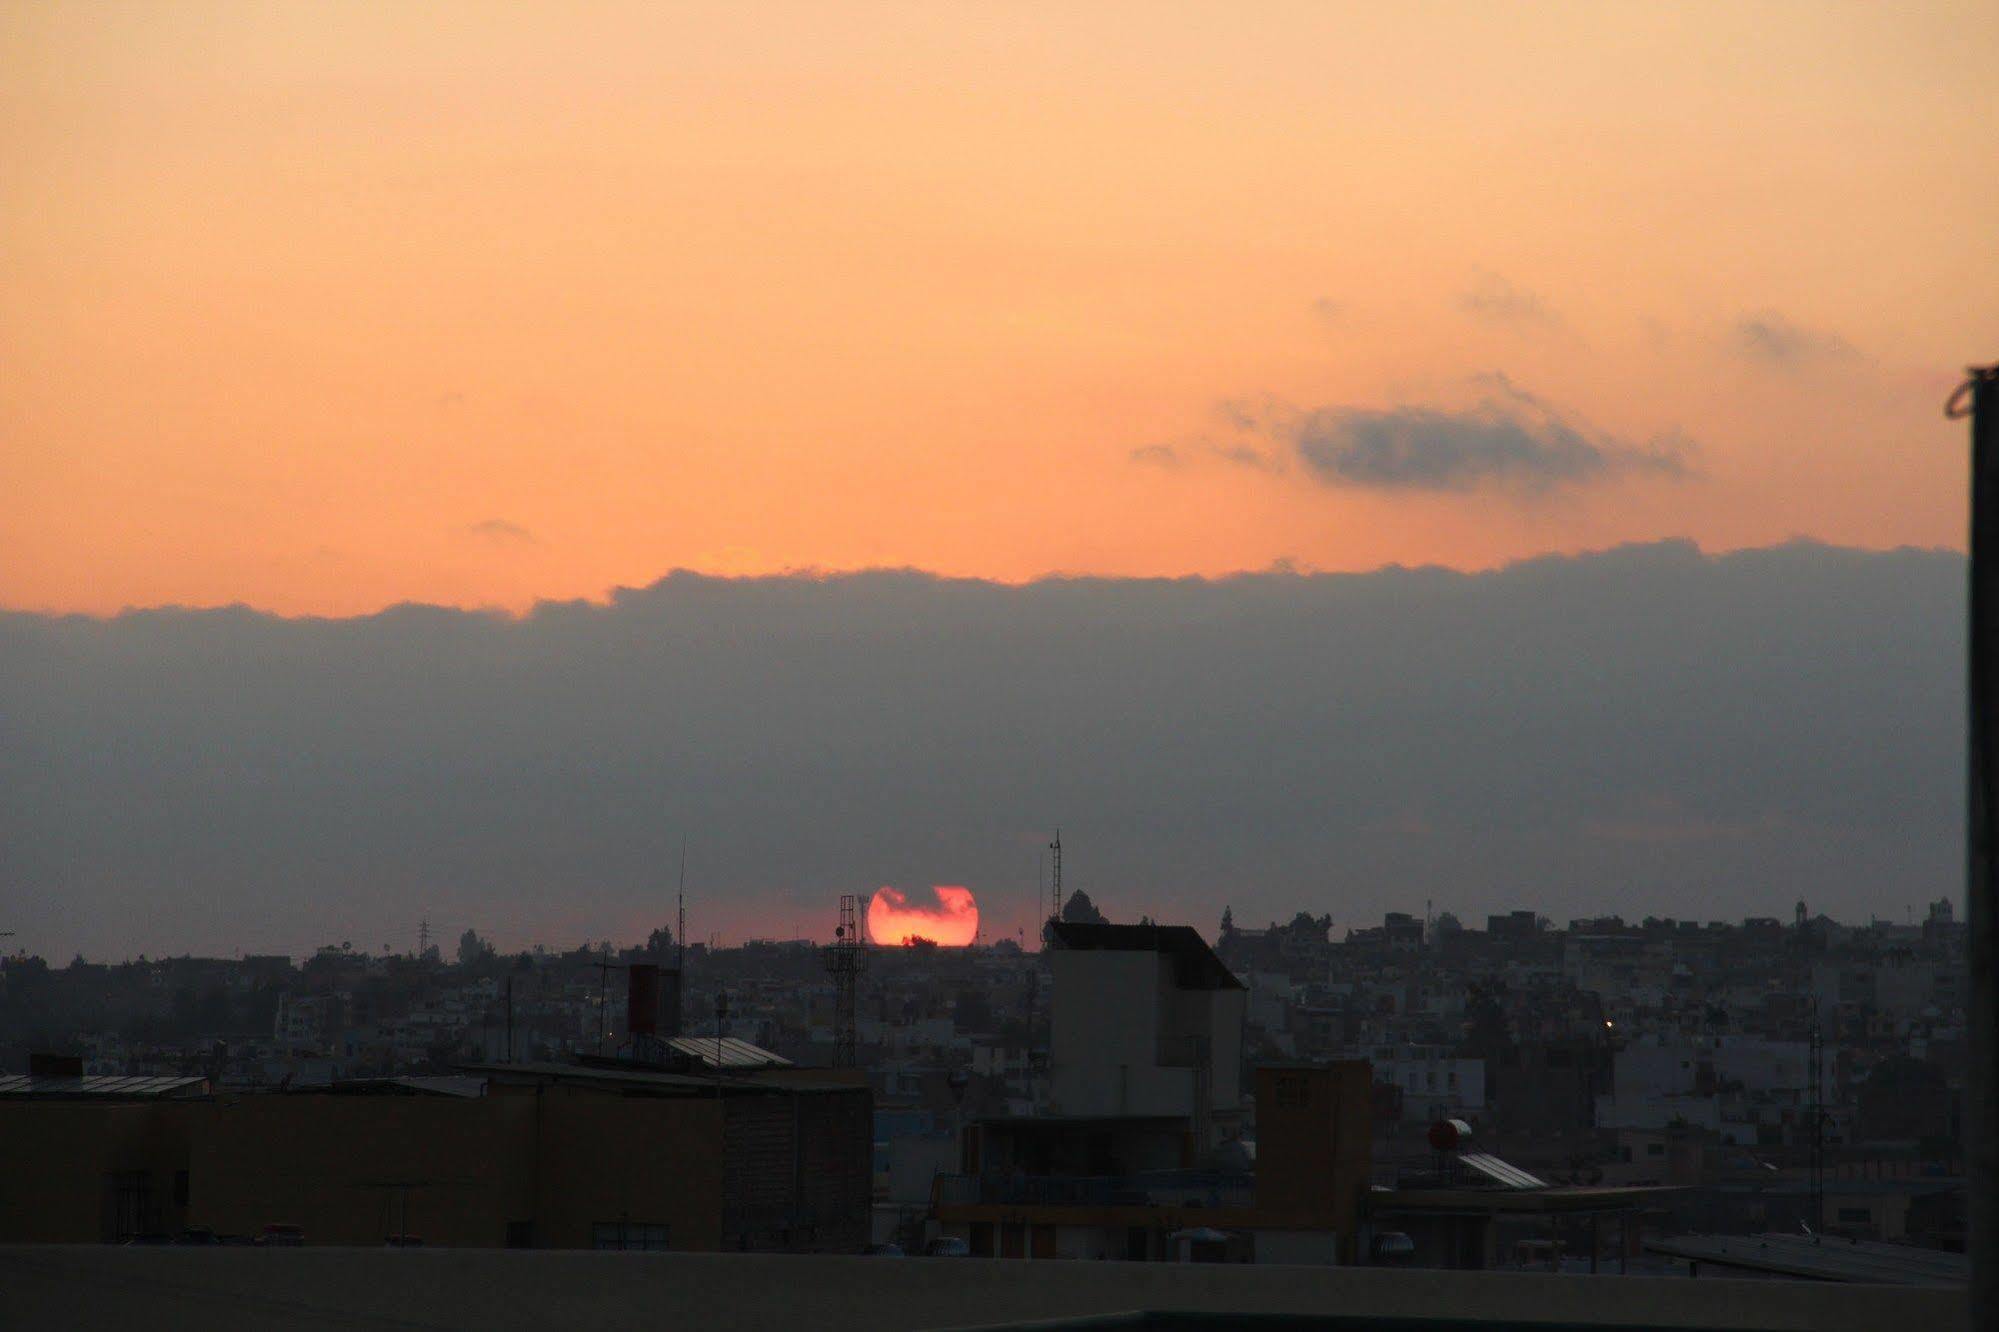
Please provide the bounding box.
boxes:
[676,838,688,1031]
[1049,829,1063,927]
[824,894,867,1067]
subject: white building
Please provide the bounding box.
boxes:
[1044,922,1246,1142]
[1355,1044,1485,1122]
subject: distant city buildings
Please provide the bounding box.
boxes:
[0,894,1969,1261]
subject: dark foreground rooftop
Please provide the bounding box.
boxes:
[1644,1232,1968,1286]
[0,1245,1966,1332]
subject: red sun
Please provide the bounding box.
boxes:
[867,885,979,947]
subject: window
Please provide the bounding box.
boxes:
[173,1170,190,1208]
[593,1222,669,1251]
[1646,1142,1665,1157]
[1274,1073,1311,1107]
[109,1172,152,1241]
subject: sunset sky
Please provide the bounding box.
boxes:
[5,2,1995,617]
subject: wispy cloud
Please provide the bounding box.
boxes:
[1734,312,1859,367]
[1128,444,1183,468]
[1212,443,1283,472]
[1284,375,1694,494]
[467,518,536,544]
[1133,377,1688,495]
[1457,269,1558,327]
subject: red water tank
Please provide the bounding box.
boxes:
[1427,1118,1472,1152]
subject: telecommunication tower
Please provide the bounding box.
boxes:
[823,894,868,1067]
[1048,829,1063,926]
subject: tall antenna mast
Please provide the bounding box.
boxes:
[675,838,688,1039]
[824,894,867,1067]
[1048,829,1063,926]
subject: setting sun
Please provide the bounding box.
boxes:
[866,885,979,947]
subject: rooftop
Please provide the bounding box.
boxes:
[1645,1232,1968,1286]
[1045,922,1243,991]
[0,1074,210,1100]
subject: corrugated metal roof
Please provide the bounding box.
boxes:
[1647,1233,1968,1286]
[1458,1152,1550,1190]
[665,1036,792,1069]
[0,1074,210,1099]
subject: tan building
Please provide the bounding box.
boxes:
[0,1062,870,1252]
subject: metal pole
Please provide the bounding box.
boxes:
[1810,1020,1824,1240]
[1961,363,1999,1330]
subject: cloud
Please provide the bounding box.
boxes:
[1129,444,1183,467]
[1212,444,1282,472]
[0,543,1964,965]
[1735,312,1859,367]
[467,518,535,544]
[1284,377,1695,493]
[0,541,1963,961]
[1458,270,1557,327]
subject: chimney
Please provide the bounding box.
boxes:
[627,964,660,1038]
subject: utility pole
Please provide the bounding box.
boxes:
[676,839,688,1039]
[589,953,623,1055]
[1809,1019,1825,1239]
[714,989,729,1095]
[1956,361,1999,1329]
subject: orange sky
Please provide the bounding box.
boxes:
[4,2,1995,616]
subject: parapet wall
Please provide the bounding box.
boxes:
[0,1245,1967,1332]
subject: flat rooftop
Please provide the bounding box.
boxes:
[1644,1232,1968,1287]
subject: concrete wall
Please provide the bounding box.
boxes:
[1049,949,1245,1124]
[1256,1228,1342,1265]
[191,1091,536,1247]
[0,1245,1964,1332]
[0,1081,870,1253]
[529,1084,727,1250]
[0,1102,199,1243]
[1254,1062,1372,1243]
[1049,951,1162,1115]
